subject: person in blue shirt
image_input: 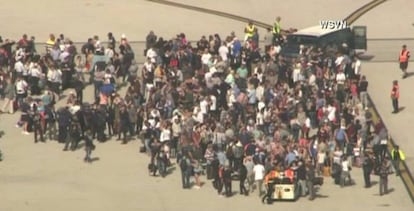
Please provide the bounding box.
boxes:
[285,147,297,167]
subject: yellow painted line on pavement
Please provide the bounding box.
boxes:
[147,0,272,29]
[345,0,388,24]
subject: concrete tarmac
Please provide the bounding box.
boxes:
[1,0,414,210]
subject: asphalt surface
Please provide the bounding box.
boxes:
[0,0,414,210]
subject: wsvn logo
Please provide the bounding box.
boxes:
[319,20,348,29]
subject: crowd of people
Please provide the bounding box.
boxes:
[0,19,400,199]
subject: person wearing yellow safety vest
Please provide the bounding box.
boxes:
[399,45,410,78]
[244,21,257,42]
[45,33,56,53]
[272,16,282,44]
[391,145,405,176]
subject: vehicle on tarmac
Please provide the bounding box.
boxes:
[262,171,324,204]
[281,25,367,60]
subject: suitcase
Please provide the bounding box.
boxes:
[12,100,18,111]
[313,177,324,186]
[323,166,331,177]
[139,146,146,153]
[206,165,213,180]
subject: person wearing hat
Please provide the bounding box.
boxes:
[390,80,400,113]
[399,45,410,78]
[391,145,406,176]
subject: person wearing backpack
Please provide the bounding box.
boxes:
[233,140,244,173]
[179,153,192,189]
[226,141,235,171]
[239,163,248,196]
[222,164,233,197]
[334,124,348,151]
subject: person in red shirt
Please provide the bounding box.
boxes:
[391,80,400,113]
[350,80,359,106]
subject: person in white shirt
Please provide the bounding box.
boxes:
[59,50,70,62]
[146,47,157,61]
[176,68,183,83]
[105,44,114,59]
[317,150,327,175]
[201,49,212,65]
[14,59,25,77]
[340,155,352,187]
[204,71,214,89]
[143,58,155,73]
[336,69,346,85]
[335,53,344,67]
[150,109,161,119]
[308,72,316,86]
[292,63,301,83]
[327,104,336,122]
[193,106,204,123]
[255,83,264,102]
[15,47,25,62]
[199,97,209,115]
[273,43,282,54]
[353,56,362,79]
[15,77,28,94]
[256,110,265,131]
[253,161,265,196]
[15,77,28,106]
[29,63,43,95]
[160,126,171,143]
[218,43,229,61]
[335,68,347,102]
[48,67,62,95]
[209,94,217,119]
